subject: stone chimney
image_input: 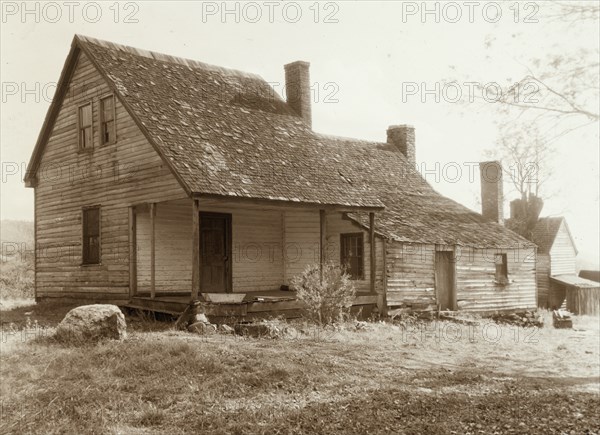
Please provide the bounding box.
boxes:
[479,161,504,224]
[284,61,311,127]
[387,125,416,165]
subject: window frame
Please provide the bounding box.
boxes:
[494,253,509,285]
[77,102,93,151]
[99,94,117,145]
[340,232,365,280]
[81,206,101,266]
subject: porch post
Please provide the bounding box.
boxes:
[128,206,137,298]
[191,199,201,301]
[380,237,387,315]
[370,212,376,294]
[320,209,326,282]
[150,202,156,299]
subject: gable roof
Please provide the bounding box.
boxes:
[530,217,577,254]
[26,35,533,248]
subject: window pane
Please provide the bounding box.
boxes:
[102,96,114,121]
[79,104,92,149]
[101,97,115,144]
[340,233,363,279]
[79,104,92,127]
[103,120,114,144]
[83,208,100,264]
[80,127,92,149]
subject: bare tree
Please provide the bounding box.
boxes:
[492,1,599,129]
[488,124,551,236]
[484,1,598,235]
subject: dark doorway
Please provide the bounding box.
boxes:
[435,251,456,310]
[200,212,232,293]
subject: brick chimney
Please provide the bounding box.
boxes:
[479,161,504,224]
[284,61,311,127]
[387,125,416,165]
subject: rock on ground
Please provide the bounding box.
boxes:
[188,321,217,335]
[55,304,127,343]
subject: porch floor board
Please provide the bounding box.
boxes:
[121,290,378,319]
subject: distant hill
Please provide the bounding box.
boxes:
[1,220,34,247]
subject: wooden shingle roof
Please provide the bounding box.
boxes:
[26,35,533,248]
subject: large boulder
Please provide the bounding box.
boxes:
[56,304,126,343]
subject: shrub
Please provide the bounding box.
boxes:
[291,262,356,325]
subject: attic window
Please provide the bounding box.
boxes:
[78,103,93,150]
[494,253,508,284]
[100,95,116,144]
[340,233,364,280]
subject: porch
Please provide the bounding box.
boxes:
[124,290,379,320]
[122,197,384,318]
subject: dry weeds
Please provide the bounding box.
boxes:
[0,303,598,434]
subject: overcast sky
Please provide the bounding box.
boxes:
[1,1,598,265]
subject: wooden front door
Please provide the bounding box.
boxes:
[200,213,231,293]
[435,251,456,310]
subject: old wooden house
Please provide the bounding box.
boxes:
[529,217,599,314]
[24,36,537,317]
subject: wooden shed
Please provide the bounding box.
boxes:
[525,217,599,313]
[24,36,537,317]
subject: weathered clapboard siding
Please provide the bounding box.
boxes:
[385,243,536,312]
[230,207,284,292]
[325,214,383,294]
[35,52,187,299]
[136,202,192,292]
[283,209,320,284]
[536,253,551,308]
[549,221,577,276]
[455,247,537,312]
[385,243,436,306]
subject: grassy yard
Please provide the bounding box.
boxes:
[1,302,599,434]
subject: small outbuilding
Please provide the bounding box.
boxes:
[530,217,599,314]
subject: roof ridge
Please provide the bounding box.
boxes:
[537,216,565,222]
[74,34,264,80]
[314,132,387,146]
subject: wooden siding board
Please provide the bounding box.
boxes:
[284,209,320,284]
[549,221,577,276]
